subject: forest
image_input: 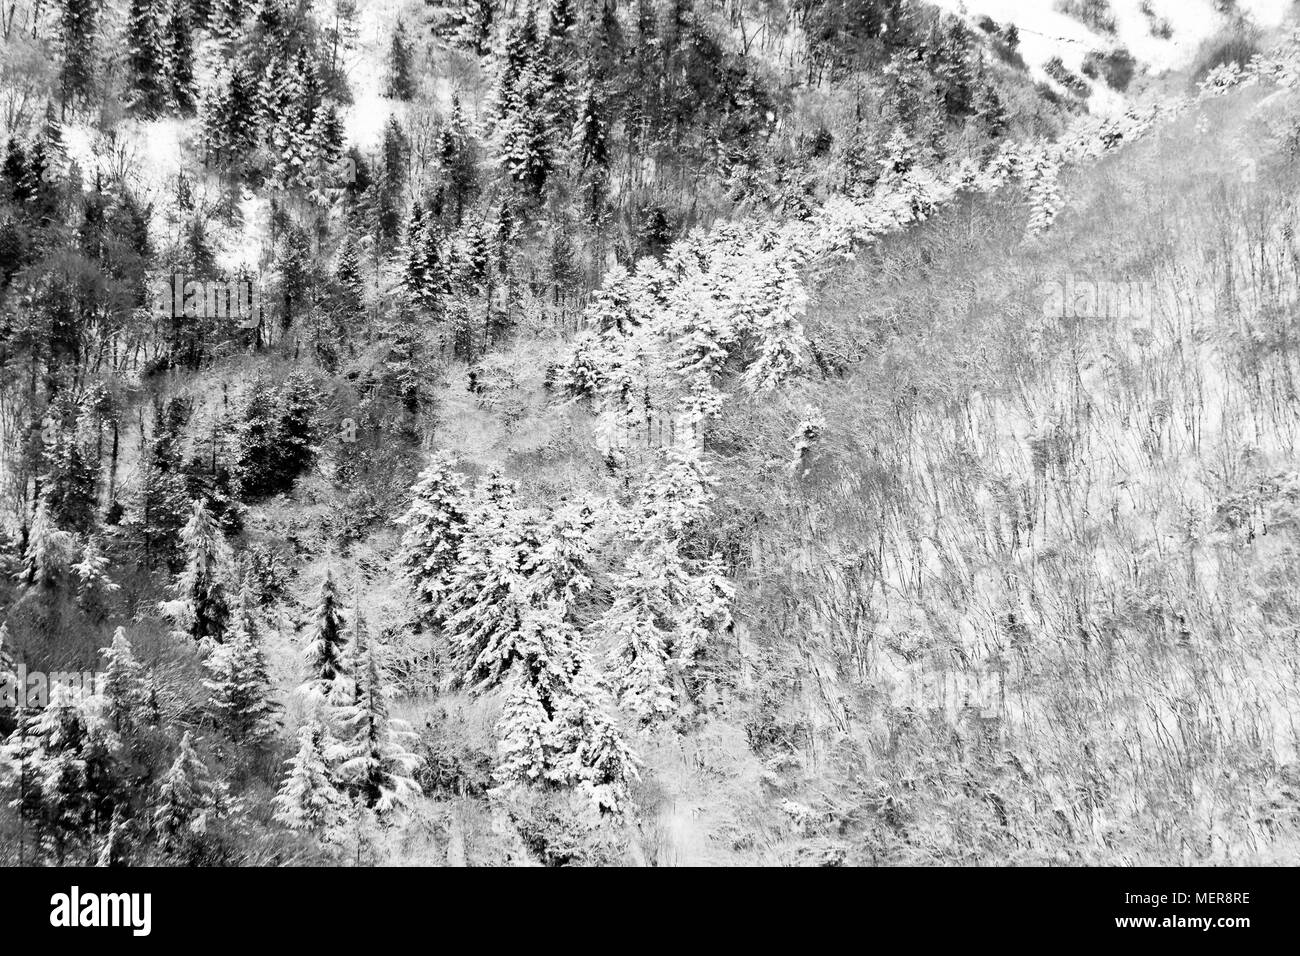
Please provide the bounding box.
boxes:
[1,0,1298,866]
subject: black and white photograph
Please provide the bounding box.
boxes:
[0,0,1293,931]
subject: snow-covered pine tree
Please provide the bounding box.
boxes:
[545,653,640,814]
[272,718,348,835]
[574,75,609,173]
[386,20,415,100]
[18,499,73,590]
[0,621,15,694]
[397,454,468,631]
[438,474,540,690]
[334,229,363,313]
[40,397,98,535]
[134,403,192,569]
[602,450,734,724]
[96,804,133,866]
[126,0,167,116]
[203,585,280,751]
[1022,144,1063,236]
[164,0,197,115]
[491,600,638,812]
[161,499,233,644]
[277,370,320,483]
[99,626,146,734]
[427,473,640,810]
[72,535,119,615]
[329,601,367,707]
[439,95,477,224]
[57,0,99,107]
[207,0,246,46]
[153,731,232,858]
[329,637,422,814]
[401,202,428,297]
[303,569,348,696]
[0,685,123,864]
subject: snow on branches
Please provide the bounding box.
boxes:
[398,465,640,813]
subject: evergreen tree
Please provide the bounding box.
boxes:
[1,686,123,864]
[397,454,468,631]
[72,535,120,615]
[0,623,16,732]
[19,499,73,590]
[208,0,246,45]
[601,451,734,725]
[203,584,280,751]
[272,718,348,834]
[276,370,320,483]
[234,372,319,499]
[303,569,348,695]
[334,229,363,314]
[574,76,609,172]
[2,137,30,204]
[41,402,98,535]
[386,21,416,100]
[58,0,99,107]
[127,0,167,116]
[201,65,257,169]
[99,627,146,734]
[329,634,421,814]
[438,475,540,690]
[164,0,198,115]
[153,731,232,858]
[96,805,133,866]
[438,96,477,224]
[135,403,191,570]
[162,499,233,644]
[401,202,428,298]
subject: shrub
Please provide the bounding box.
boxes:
[1055,0,1117,35]
[1192,24,1261,79]
[1082,47,1137,91]
[1045,56,1091,98]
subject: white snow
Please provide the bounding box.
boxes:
[935,0,1295,115]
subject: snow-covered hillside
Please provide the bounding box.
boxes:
[937,0,1293,113]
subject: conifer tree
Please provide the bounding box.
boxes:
[153,731,232,858]
[203,585,280,750]
[438,96,477,225]
[126,0,167,115]
[96,805,133,866]
[277,370,320,482]
[1,686,122,864]
[19,499,73,590]
[397,454,468,631]
[386,21,415,100]
[329,636,422,814]
[162,499,233,644]
[303,569,348,695]
[135,406,191,569]
[438,475,540,690]
[272,718,348,834]
[0,623,16,732]
[41,401,98,535]
[401,202,429,298]
[208,0,246,45]
[164,0,197,115]
[574,76,609,172]
[601,451,734,725]
[100,627,146,734]
[58,0,99,107]
[72,535,120,616]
